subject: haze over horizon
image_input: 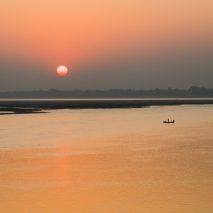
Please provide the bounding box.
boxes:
[0,0,212,91]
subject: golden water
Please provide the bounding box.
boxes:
[0,105,213,212]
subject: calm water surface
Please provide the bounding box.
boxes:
[0,105,213,212]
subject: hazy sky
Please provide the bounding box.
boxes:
[0,0,212,90]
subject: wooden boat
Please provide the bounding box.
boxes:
[163,119,175,124]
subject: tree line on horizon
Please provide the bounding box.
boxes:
[0,86,213,98]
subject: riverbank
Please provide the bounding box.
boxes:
[0,98,213,114]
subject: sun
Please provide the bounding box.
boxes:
[57,65,68,76]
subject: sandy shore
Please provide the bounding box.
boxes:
[0,98,213,114]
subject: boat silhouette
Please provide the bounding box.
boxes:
[163,119,175,124]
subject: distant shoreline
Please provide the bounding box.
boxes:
[0,87,213,99]
[0,98,213,115]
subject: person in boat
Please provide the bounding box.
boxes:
[163,119,175,123]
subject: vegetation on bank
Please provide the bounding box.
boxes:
[0,86,213,98]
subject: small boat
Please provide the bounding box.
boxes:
[163,119,175,124]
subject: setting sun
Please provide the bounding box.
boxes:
[57,66,68,76]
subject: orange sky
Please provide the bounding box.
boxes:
[0,0,212,90]
[1,0,212,66]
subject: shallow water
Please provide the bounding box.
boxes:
[0,105,213,212]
